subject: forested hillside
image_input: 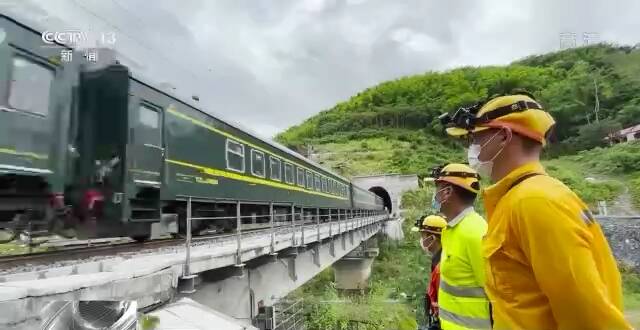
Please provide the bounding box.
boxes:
[276,44,640,178]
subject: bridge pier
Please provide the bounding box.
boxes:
[333,239,379,290]
[186,223,381,328]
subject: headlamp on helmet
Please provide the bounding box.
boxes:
[440,93,543,133]
[439,102,483,131]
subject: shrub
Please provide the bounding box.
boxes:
[630,175,640,209]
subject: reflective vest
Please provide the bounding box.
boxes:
[438,208,491,330]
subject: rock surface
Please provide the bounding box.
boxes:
[600,219,640,271]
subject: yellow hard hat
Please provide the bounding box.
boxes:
[411,215,447,234]
[442,94,556,146]
[430,163,481,194]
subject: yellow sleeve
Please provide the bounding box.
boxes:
[514,197,631,330]
[464,221,486,286]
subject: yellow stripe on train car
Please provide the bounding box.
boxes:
[167,159,347,201]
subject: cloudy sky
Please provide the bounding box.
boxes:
[2,0,639,138]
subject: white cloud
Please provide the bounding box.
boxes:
[2,0,638,138]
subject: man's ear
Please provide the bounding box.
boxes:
[501,127,513,142]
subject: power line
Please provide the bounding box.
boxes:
[69,0,204,82]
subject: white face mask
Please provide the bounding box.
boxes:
[420,236,437,253]
[468,130,507,179]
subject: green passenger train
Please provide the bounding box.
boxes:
[0,15,386,242]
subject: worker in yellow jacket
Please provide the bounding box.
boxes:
[441,92,631,330]
[427,163,491,329]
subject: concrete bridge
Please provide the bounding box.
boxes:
[0,212,392,329]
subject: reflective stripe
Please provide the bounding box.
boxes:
[440,307,492,329]
[440,279,487,298]
[0,164,52,174]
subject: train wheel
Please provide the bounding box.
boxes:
[131,235,150,242]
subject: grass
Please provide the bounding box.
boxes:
[630,175,640,210]
[622,268,640,328]
[313,137,406,177]
[293,202,428,329]
[0,242,47,256]
[545,141,640,210]
[309,129,464,178]
[543,158,624,210]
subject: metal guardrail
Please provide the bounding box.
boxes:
[273,299,305,330]
[179,198,388,292]
[254,298,305,330]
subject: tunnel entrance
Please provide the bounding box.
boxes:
[369,186,392,213]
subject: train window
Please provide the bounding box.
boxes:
[297,167,305,187]
[322,177,328,193]
[139,105,159,129]
[251,150,266,177]
[8,56,54,116]
[306,170,313,189]
[270,157,281,181]
[137,104,161,147]
[284,163,294,184]
[226,139,245,173]
[314,174,321,191]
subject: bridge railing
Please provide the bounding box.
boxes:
[180,197,388,292]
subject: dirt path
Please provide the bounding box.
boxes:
[588,175,640,216]
[608,185,640,216]
[626,308,640,328]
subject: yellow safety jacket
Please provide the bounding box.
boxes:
[482,162,631,330]
[439,207,491,329]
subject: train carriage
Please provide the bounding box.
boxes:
[76,63,384,239]
[0,15,79,241]
[0,14,386,242]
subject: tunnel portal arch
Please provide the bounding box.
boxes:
[369,186,392,213]
[352,174,419,218]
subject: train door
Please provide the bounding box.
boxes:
[0,39,57,176]
[128,100,164,188]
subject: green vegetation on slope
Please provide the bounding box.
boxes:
[295,250,419,330]
[546,141,640,209]
[278,44,640,158]
[312,130,462,178]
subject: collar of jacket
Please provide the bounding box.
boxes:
[447,206,474,228]
[482,161,546,219]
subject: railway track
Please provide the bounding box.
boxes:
[0,222,318,272]
[0,237,181,271]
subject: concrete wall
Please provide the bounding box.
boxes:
[333,258,374,290]
[352,174,419,217]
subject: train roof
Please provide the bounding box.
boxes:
[0,13,351,183]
